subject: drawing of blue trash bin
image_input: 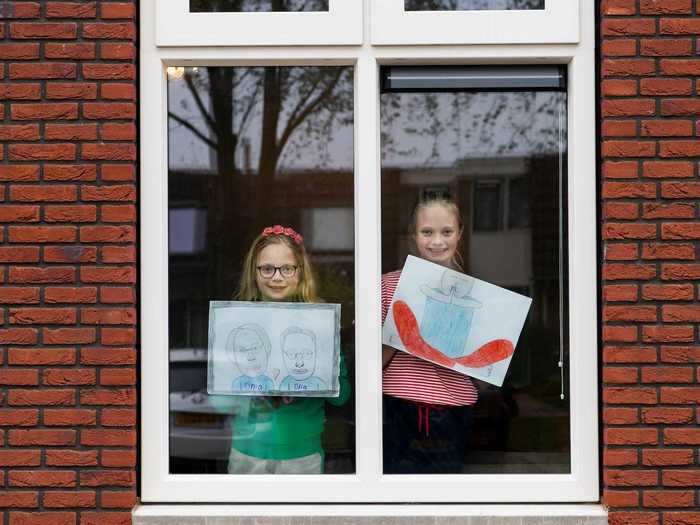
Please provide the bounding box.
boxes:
[419,272,482,359]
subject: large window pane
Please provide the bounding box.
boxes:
[405,0,544,11]
[168,65,354,475]
[380,67,568,474]
[190,0,329,12]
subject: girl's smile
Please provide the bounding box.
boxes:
[255,243,300,301]
[413,203,462,268]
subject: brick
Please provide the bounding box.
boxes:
[643,448,694,465]
[642,202,695,219]
[101,328,136,345]
[660,386,700,403]
[662,470,700,487]
[8,471,76,487]
[100,83,135,100]
[603,223,656,239]
[606,244,639,260]
[0,247,39,263]
[100,449,135,468]
[604,387,658,404]
[0,328,38,344]
[10,23,77,39]
[81,429,135,446]
[80,512,130,525]
[640,0,691,14]
[643,161,694,178]
[81,308,135,325]
[661,99,700,119]
[664,428,700,445]
[605,428,657,445]
[603,326,639,343]
[44,43,95,60]
[643,325,694,342]
[80,267,136,284]
[604,263,656,280]
[101,408,135,426]
[603,407,638,424]
[8,348,76,365]
[101,43,135,60]
[0,450,40,466]
[604,305,657,322]
[101,491,136,508]
[642,120,693,137]
[604,284,638,302]
[45,287,97,304]
[83,102,135,120]
[83,22,135,39]
[663,513,700,525]
[101,165,134,182]
[100,369,135,386]
[80,388,135,406]
[0,84,41,100]
[602,79,638,96]
[1,3,41,18]
[603,120,637,137]
[0,43,39,59]
[0,124,40,141]
[9,63,76,80]
[45,205,97,223]
[11,103,77,120]
[640,78,692,96]
[660,18,700,34]
[641,39,692,56]
[603,59,656,76]
[101,246,135,263]
[7,389,74,406]
[0,166,39,181]
[603,99,655,117]
[45,83,97,100]
[9,144,76,161]
[642,366,694,383]
[661,346,700,363]
[79,470,135,487]
[642,284,694,301]
[45,450,97,467]
[80,225,134,243]
[101,3,135,19]
[611,511,658,524]
[80,347,135,365]
[0,287,39,304]
[44,246,97,263]
[603,19,656,36]
[10,186,76,202]
[81,144,136,161]
[46,2,97,18]
[45,123,98,141]
[663,305,700,322]
[8,226,76,243]
[8,512,75,525]
[604,448,639,466]
[101,122,136,141]
[606,469,658,487]
[604,346,657,363]
[0,492,38,508]
[662,264,700,280]
[643,490,693,508]
[44,165,96,181]
[42,369,96,386]
[0,369,38,385]
[603,141,656,158]
[604,490,639,508]
[83,63,135,82]
[43,491,95,508]
[0,409,38,426]
[603,40,637,57]
[43,409,96,426]
[661,224,700,240]
[0,205,40,224]
[101,204,136,222]
[43,328,95,345]
[643,242,695,259]
[661,59,700,75]
[9,429,75,446]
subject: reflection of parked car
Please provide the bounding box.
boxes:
[169,348,231,473]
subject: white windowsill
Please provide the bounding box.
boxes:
[133,503,608,521]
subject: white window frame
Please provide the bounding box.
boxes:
[155,0,362,47]
[140,0,597,503]
[372,0,580,45]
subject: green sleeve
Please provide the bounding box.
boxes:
[207,393,245,414]
[327,351,351,407]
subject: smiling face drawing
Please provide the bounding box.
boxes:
[281,329,316,381]
[230,325,270,377]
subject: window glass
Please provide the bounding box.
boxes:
[190,0,329,12]
[168,65,355,475]
[380,67,569,474]
[404,0,544,11]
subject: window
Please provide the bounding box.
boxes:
[141,0,597,504]
[404,0,545,11]
[190,0,329,12]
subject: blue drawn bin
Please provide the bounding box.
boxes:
[419,273,482,359]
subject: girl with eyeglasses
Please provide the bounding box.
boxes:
[212,225,350,475]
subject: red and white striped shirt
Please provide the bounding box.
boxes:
[382,270,478,407]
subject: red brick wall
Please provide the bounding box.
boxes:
[601,1,700,524]
[0,2,137,524]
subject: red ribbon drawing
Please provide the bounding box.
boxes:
[392,300,515,369]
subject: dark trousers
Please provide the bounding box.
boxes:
[383,395,473,474]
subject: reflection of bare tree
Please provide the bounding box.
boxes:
[405,0,543,10]
[190,0,328,12]
[168,65,352,298]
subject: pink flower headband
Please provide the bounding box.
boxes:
[262,225,304,246]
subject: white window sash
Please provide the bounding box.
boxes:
[155,0,362,47]
[140,0,597,503]
[371,0,580,45]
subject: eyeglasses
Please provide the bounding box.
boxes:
[256,264,298,278]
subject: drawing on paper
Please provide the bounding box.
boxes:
[208,301,341,397]
[382,255,532,387]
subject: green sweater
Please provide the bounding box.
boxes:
[210,356,351,460]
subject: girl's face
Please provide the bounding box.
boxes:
[414,204,462,268]
[255,242,300,301]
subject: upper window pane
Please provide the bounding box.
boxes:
[191,0,329,12]
[405,0,544,10]
[167,65,355,476]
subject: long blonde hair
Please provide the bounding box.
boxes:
[237,233,319,303]
[409,197,465,271]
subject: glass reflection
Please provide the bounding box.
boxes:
[190,0,329,12]
[168,66,354,474]
[405,0,544,11]
[381,88,569,474]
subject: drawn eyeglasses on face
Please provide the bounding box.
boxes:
[283,350,314,360]
[256,264,298,278]
[235,343,263,354]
